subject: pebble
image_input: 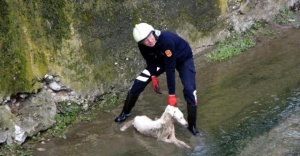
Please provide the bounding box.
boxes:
[37,148,46,151]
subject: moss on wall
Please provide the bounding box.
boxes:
[219,0,228,15]
[0,0,33,94]
[0,0,222,98]
[0,0,73,96]
[40,0,70,44]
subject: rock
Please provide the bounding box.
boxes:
[0,75,87,145]
[13,89,57,144]
[82,103,88,111]
[0,131,8,143]
[37,148,46,151]
[44,74,53,80]
[0,105,14,144]
[14,124,26,143]
[49,82,61,91]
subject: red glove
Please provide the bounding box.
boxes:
[151,76,161,94]
[168,94,177,106]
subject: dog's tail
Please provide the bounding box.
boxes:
[120,119,134,131]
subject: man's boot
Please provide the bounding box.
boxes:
[114,92,139,123]
[187,104,201,136]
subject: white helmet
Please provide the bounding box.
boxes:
[133,23,154,43]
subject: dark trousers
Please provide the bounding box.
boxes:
[129,57,197,106]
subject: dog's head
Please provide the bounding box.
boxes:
[165,105,188,128]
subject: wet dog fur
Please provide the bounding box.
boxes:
[120,105,191,148]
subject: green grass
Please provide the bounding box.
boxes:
[274,8,294,25]
[47,102,81,139]
[0,144,32,156]
[205,7,295,62]
[205,30,256,62]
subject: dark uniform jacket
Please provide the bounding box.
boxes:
[138,31,193,95]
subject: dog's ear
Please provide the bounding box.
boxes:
[166,105,177,117]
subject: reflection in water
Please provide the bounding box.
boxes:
[205,89,300,156]
[240,90,300,156]
[32,28,300,156]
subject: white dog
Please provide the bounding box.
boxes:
[120,105,191,148]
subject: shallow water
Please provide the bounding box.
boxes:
[32,28,300,156]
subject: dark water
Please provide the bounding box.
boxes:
[32,28,300,156]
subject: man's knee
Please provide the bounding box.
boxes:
[183,89,197,105]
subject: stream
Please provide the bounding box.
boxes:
[32,27,300,156]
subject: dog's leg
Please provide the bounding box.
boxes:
[175,139,191,149]
[158,127,186,149]
[120,119,134,131]
[169,126,176,139]
[161,138,188,148]
[168,127,191,148]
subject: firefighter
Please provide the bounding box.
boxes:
[114,23,200,136]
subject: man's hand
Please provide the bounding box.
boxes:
[168,94,177,106]
[151,76,162,94]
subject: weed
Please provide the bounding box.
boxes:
[274,8,294,25]
[251,21,266,30]
[252,21,277,36]
[98,93,119,113]
[262,29,276,36]
[0,144,32,156]
[47,102,81,139]
[31,133,46,142]
[205,31,256,62]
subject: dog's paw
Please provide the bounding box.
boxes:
[120,126,126,131]
[186,145,191,149]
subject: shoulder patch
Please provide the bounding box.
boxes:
[165,50,172,57]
